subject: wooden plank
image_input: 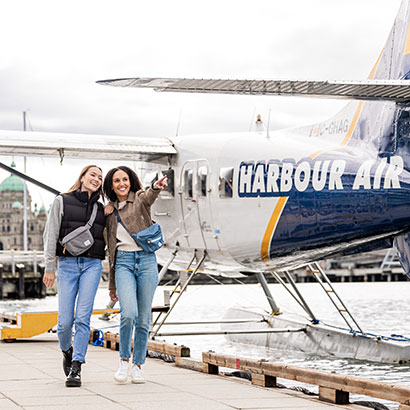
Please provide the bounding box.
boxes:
[103,331,112,349]
[319,386,349,404]
[252,373,277,387]
[206,363,219,375]
[111,333,120,351]
[202,352,410,405]
[100,333,189,357]
[89,329,97,343]
[175,357,206,373]
[147,340,190,357]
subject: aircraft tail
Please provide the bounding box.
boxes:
[371,0,410,81]
[343,0,410,157]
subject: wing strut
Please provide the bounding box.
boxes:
[0,162,59,195]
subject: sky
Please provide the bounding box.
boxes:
[0,0,403,209]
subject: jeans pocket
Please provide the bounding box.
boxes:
[57,256,67,266]
[116,250,128,259]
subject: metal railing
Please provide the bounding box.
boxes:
[0,250,44,275]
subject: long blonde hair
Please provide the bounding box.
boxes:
[66,165,103,196]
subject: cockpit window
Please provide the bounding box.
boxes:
[198,166,207,196]
[219,167,233,198]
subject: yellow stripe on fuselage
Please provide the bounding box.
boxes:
[404,23,410,55]
[261,196,288,261]
[368,49,383,79]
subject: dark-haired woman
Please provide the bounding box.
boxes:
[43,165,105,387]
[103,166,167,384]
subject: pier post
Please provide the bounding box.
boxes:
[251,373,277,387]
[17,263,25,299]
[319,386,349,404]
[0,263,3,300]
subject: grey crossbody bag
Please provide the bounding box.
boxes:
[59,203,98,256]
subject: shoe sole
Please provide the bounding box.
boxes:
[65,381,81,387]
[131,379,145,384]
[114,376,128,384]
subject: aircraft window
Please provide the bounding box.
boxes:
[145,171,159,189]
[198,166,207,196]
[219,167,234,198]
[184,169,193,198]
[161,168,175,196]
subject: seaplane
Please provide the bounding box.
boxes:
[2,0,410,364]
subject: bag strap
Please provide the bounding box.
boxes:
[113,208,155,233]
[113,208,131,234]
[86,203,98,228]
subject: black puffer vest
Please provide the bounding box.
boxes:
[56,190,106,259]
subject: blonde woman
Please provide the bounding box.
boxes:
[43,165,106,387]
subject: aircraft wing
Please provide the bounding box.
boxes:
[97,77,410,102]
[0,130,176,162]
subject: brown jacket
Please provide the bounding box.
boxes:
[107,187,160,290]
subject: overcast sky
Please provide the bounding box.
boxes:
[0,0,403,208]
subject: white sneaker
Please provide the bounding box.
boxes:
[114,360,129,383]
[131,364,145,384]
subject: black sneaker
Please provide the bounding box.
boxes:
[62,346,73,376]
[66,361,82,387]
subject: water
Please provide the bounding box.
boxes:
[2,281,410,409]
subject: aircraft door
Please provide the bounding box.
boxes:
[196,160,220,250]
[180,161,206,249]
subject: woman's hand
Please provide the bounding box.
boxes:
[43,272,55,288]
[154,175,168,190]
[109,289,118,302]
[104,203,114,216]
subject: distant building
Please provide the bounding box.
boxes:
[0,162,47,251]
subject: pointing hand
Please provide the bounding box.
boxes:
[154,175,168,190]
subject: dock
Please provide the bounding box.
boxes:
[0,334,370,410]
[0,249,407,301]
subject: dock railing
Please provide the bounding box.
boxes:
[0,250,44,275]
[202,351,410,409]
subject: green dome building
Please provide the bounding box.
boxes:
[0,162,25,193]
[0,162,47,251]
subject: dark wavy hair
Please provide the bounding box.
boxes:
[103,166,143,202]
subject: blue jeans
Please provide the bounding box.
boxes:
[57,256,102,363]
[115,250,158,365]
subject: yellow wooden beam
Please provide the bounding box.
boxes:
[1,306,166,341]
[1,312,58,340]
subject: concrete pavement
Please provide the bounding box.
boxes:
[0,334,369,410]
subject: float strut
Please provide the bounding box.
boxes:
[158,248,178,283]
[256,272,280,314]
